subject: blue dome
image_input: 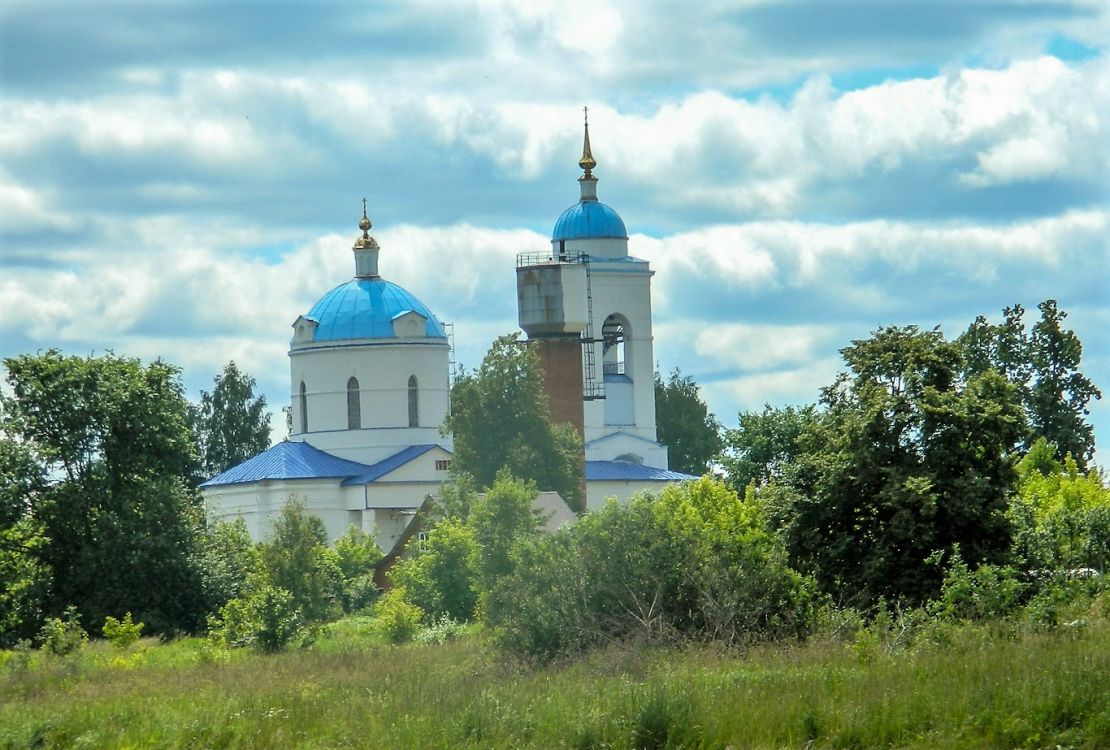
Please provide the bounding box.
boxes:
[552,200,627,241]
[302,278,447,342]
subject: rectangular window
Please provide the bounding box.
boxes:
[435,459,452,471]
[416,531,429,552]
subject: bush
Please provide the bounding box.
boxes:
[341,573,380,614]
[373,588,424,644]
[208,585,307,653]
[486,477,817,662]
[199,517,262,613]
[39,606,87,656]
[414,615,467,645]
[927,552,1026,622]
[102,612,144,649]
[263,499,343,623]
[390,518,478,622]
[334,526,383,613]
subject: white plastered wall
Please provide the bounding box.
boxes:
[203,478,367,543]
[289,338,451,464]
[585,479,675,511]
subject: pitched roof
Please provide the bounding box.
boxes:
[585,460,697,482]
[199,441,372,488]
[341,444,443,485]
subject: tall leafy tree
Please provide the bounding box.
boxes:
[445,334,583,511]
[193,362,271,480]
[720,403,818,492]
[1,350,207,636]
[781,327,1025,605]
[959,300,1101,469]
[654,369,722,475]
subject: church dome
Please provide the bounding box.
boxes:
[552,200,627,241]
[302,278,447,342]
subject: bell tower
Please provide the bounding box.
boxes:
[518,109,668,475]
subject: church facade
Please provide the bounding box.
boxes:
[200,124,693,552]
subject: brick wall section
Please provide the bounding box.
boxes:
[534,337,586,503]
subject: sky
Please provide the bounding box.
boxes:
[2,0,1108,466]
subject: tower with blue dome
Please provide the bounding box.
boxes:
[519,112,672,509]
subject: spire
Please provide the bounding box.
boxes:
[579,106,596,176]
[353,198,380,278]
[578,106,598,202]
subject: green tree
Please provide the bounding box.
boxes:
[959,300,1101,468]
[390,518,478,621]
[192,362,271,480]
[467,470,543,594]
[781,326,1025,605]
[333,525,383,613]
[261,499,342,623]
[654,369,722,476]
[0,519,52,647]
[720,403,818,492]
[198,517,262,613]
[1009,437,1110,574]
[0,436,51,646]
[445,334,583,511]
[1,350,207,636]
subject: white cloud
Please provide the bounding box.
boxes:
[693,322,842,372]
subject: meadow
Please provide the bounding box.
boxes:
[2,598,1109,750]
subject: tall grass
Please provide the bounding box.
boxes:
[2,603,1108,749]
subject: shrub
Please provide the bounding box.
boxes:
[102,612,144,649]
[414,615,467,645]
[927,551,1025,622]
[341,573,380,614]
[263,499,343,623]
[39,606,87,655]
[486,477,817,662]
[373,588,424,644]
[199,517,262,613]
[334,526,383,613]
[391,518,478,622]
[208,585,306,653]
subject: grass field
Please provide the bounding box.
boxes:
[2,604,1109,749]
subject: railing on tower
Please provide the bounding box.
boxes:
[515,251,605,401]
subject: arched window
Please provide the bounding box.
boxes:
[299,381,309,433]
[602,314,629,377]
[347,377,361,430]
[408,375,419,427]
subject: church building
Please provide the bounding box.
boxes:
[200,120,694,550]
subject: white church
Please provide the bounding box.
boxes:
[200,120,694,554]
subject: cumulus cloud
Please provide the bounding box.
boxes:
[2,2,1107,462]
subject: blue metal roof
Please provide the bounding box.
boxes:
[200,441,372,488]
[585,461,697,482]
[552,200,627,241]
[342,444,442,485]
[302,278,447,342]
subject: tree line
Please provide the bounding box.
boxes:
[1,299,1105,660]
[0,356,270,646]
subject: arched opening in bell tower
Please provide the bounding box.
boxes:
[602,313,635,426]
[602,314,629,378]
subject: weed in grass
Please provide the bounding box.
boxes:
[629,684,701,750]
